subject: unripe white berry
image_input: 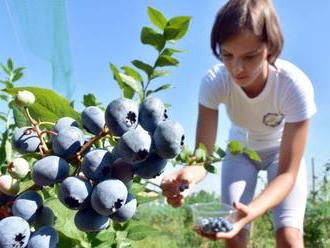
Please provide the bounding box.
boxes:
[0,175,20,196]
[8,158,30,179]
[15,90,35,107]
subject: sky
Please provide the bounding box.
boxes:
[0,0,329,194]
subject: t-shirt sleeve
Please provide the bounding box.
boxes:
[198,64,229,110]
[281,74,317,123]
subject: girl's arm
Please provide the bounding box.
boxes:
[247,119,310,218]
[161,104,219,207]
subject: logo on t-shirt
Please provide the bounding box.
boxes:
[262,113,284,127]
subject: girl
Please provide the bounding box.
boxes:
[160,0,316,247]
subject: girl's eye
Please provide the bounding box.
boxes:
[222,54,232,59]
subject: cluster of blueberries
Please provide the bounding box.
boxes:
[200,217,234,234]
[0,96,185,247]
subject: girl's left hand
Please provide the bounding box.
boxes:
[192,201,254,240]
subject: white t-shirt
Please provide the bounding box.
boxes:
[198,59,317,150]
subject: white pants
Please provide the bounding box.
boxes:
[221,146,307,233]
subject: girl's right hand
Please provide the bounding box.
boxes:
[160,168,196,208]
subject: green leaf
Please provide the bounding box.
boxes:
[204,163,217,174]
[198,143,208,154]
[126,221,159,241]
[109,63,134,99]
[18,179,35,194]
[155,55,178,67]
[0,131,9,166]
[152,84,172,93]
[0,94,8,102]
[147,6,167,31]
[7,58,13,71]
[121,66,143,83]
[164,16,191,40]
[141,27,166,52]
[3,87,81,125]
[0,114,6,122]
[195,148,207,162]
[243,148,261,162]
[46,198,88,243]
[12,105,30,127]
[12,72,23,82]
[214,145,226,158]
[1,65,11,77]
[13,67,25,74]
[228,140,243,155]
[151,70,171,80]
[177,145,193,162]
[161,48,185,56]
[119,73,143,100]
[0,80,13,88]
[82,93,101,107]
[131,60,154,78]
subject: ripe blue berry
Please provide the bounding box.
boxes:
[52,126,85,159]
[81,149,114,182]
[12,127,41,154]
[110,193,137,222]
[105,98,138,136]
[117,128,152,163]
[139,97,167,133]
[110,159,134,188]
[153,119,185,159]
[32,155,70,186]
[81,106,106,135]
[91,179,127,216]
[58,176,93,210]
[53,117,79,133]
[12,191,43,223]
[74,208,110,232]
[0,216,30,248]
[27,226,58,248]
[134,153,167,179]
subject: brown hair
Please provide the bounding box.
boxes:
[211,0,283,64]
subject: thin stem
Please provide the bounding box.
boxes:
[39,121,56,127]
[24,107,49,154]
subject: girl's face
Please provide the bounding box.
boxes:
[221,30,270,92]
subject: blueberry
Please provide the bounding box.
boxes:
[81,149,114,182]
[105,98,138,136]
[134,153,167,179]
[52,126,85,159]
[58,176,93,210]
[117,128,152,163]
[178,182,189,192]
[110,159,134,188]
[153,119,184,159]
[139,97,167,133]
[53,117,79,133]
[12,191,43,223]
[12,127,41,154]
[81,106,106,135]
[91,179,128,216]
[0,192,14,207]
[110,193,137,222]
[27,226,58,248]
[32,155,70,186]
[0,216,30,248]
[74,208,110,232]
[34,206,55,228]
